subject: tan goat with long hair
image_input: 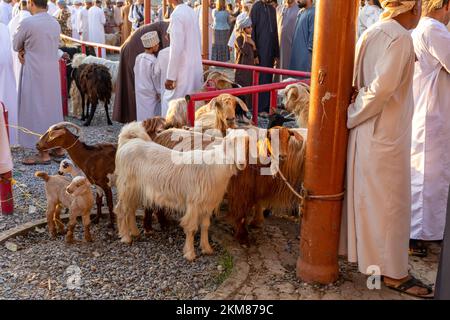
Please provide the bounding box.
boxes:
[165,94,250,133]
[282,82,310,128]
[114,123,248,261]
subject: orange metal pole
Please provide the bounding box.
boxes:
[144,0,151,24]
[201,0,209,59]
[297,0,359,284]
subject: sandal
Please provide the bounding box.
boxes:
[409,239,428,257]
[22,156,51,166]
[385,276,434,299]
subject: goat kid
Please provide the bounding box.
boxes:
[35,172,94,243]
[37,122,117,228]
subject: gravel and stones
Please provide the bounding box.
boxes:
[1,109,228,299]
[0,217,226,299]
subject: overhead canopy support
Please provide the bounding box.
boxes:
[297,0,359,284]
[144,0,152,24]
[202,0,209,59]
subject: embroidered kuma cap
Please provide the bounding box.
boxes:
[141,31,160,49]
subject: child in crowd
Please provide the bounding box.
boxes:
[153,45,170,117]
[134,31,161,121]
[234,13,258,118]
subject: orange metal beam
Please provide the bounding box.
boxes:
[297,0,359,284]
[202,0,209,59]
[144,0,151,24]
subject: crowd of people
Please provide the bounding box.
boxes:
[1,0,450,299]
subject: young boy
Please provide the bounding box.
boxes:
[134,31,161,121]
[153,45,170,117]
[234,13,258,117]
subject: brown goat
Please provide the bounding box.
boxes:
[141,121,301,244]
[36,122,116,228]
[79,63,113,126]
[225,127,306,245]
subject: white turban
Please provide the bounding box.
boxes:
[422,0,445,15]
[236,13,252,30]
[380,0,418,20]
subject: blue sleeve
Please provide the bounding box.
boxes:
[308,11,315,52]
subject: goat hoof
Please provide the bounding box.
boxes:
[108,222,115,230]
[184,251,196,261]
[65,236,75,244]
[83,122,91,127]
[57,228,67,235]
[120,237,132,245]
[144,230,153,237]
[107,121,113,126]
[92,217,100,224]
[201,246,214,256]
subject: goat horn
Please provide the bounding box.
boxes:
[50,122,82,135]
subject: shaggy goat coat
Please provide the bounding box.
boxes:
[115,123,247,260]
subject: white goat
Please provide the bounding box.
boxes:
[114,122,248,261]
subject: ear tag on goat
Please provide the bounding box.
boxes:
[257,138,272,158]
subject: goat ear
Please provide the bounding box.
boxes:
[235,97,249,113]
[48,129,65,141]
[289,129,304,142]
[211,98,223,111]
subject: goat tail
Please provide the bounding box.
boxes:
[35,171,50,182]
[118,121,151,149]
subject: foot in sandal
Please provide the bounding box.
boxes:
[22,151,52,165]
[384,275,434,299]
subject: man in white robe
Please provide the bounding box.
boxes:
[163,0,203,115]
[8,0,31,88]
[78,0,91,41]
[154,46,169,116]
[70,0,82,39]
[339,0,433,298]
[0,0,13,24]
[0,22,18,146]
[13,0,64,163]
[88,0,105,56]
[276,0,299,71]
[358,0,383,38]
[134,31,161,120]
[410,0,450,247]
[12,1,20,17]
[47,0,57,14]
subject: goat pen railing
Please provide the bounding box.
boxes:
[0,103,13,215]
[59,35,311,126]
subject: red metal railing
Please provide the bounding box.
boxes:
[59,35,311,126]
[1,103,13,215]
[186,80,310,126]
[60,34,121,57]
[59,59,68,117]
[202,60,311,125]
